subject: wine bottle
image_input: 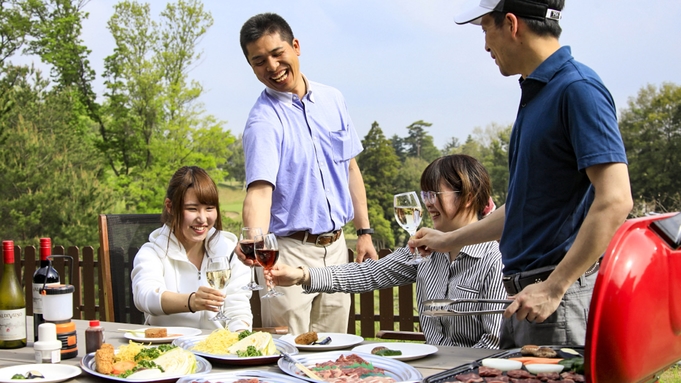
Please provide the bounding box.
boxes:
[0,240,27,349]
[32,238,59,341]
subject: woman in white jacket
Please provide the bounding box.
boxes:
[132,166,252,331]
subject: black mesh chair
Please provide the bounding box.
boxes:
[98,214,162,324]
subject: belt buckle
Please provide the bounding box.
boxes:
[315,232,335,247]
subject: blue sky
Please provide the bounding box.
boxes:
[65,1,681,146]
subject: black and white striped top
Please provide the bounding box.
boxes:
[306,242,505,349]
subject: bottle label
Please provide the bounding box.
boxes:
[0,308,27,340]
[32,282,59,314]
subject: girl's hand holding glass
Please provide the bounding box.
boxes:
[206,256,232,321]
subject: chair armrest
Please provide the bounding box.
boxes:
[254,326,289,335]
[375,330,426,342]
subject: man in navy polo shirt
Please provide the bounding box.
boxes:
[410,0,633,347]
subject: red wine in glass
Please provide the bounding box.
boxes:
[255,249,279,269]
[240,240,260,261]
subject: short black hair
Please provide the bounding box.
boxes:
[239,13,295,60]
[492,0,564,38]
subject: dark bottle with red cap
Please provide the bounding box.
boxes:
[32,238,60,341]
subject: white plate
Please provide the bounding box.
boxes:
[80,350,211,382]
[123,327,202,343]
[280,332,364,351]
[351,342,438,361]
[173,336,298,366]
[277,350,422,383]
[177,370,305,383]
[0,364,81,383]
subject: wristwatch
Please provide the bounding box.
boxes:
[356,228,374,236]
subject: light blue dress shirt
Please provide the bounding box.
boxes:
[243,77,363,236]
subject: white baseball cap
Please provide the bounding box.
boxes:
[454,0,562,25]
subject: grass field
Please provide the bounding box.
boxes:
[218,182,246,219]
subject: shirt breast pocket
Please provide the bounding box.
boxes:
[451,284,482,312]
[330,128,354,163]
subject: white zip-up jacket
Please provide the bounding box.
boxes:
[131,224,252,331]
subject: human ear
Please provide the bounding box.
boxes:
[164,198,172,214]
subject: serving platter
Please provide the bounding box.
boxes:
[351,342,438,361]
[177,370,306,383]
[277,350,422,383]
[80,351,211,383]
[173,336,298,366]
[280,332,364,351]
[0,364,81,383]
[123,326,202,344]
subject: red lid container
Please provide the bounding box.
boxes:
[586,212,681,382]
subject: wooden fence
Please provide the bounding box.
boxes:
[2,245,420,338]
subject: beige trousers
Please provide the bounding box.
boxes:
[256,232,351,335]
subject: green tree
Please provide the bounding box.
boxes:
[404,120,440,163]
[101,0,234,212]
[0,65,113,246]
[620,82,681,213]
[482,125,511,205]
[356,122,400,247]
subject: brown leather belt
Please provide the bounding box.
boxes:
[502,261,600,295]
[287,230,342,247]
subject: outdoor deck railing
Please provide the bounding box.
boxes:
[2,245,420,338]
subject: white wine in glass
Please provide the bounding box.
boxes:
[394,191,424,264]
[206,256,232,321]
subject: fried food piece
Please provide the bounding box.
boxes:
[95,343,115,374]
[294,331,318,345]
[520,344,540,356]
[534,346,558,358]
[371,346,388,354]
[144,327,167,338]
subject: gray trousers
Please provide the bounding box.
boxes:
[499,271,597,348]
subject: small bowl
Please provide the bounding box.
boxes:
[481,358,523,371]
[525,363,565,374]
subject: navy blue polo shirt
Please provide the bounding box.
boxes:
[500,46,627,275]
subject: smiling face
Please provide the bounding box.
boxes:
[168,187,217,250]
[246,32,305,98]
[424,181,474,232]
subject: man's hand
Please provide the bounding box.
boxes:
[234,245,258,267]
[503,281,564,322]
[354,234,378,262]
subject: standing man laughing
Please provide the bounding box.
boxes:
[409,0,632,348]
[237,13,377,335]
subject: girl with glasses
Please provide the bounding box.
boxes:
[266,155,506,348]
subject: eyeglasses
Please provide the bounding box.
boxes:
[420,190,459,204]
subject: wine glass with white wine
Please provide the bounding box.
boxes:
[206,256,232,321]
[394,191,424,264]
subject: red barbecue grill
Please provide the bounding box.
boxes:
[586,212,681,382]
[423,212,681,383]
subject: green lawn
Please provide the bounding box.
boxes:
[218,182,246,219]
[662,365,681,383]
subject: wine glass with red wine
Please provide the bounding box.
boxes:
[255,233,284,298]
[239,227,264,291]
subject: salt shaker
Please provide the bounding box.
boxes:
[34,323,61,363]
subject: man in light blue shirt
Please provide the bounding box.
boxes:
[237,13,377,334]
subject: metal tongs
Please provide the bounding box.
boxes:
[280,352,322,381]
[422,298,513,317]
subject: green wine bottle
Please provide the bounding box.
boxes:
[0,240,27,349]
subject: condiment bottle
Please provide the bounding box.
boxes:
[34,323,61,363]
[0,240,27,349]
[85,320,104,354]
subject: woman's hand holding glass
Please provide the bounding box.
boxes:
[394,191,424,264]
[255,233,284,298]
[206,256,232,321]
